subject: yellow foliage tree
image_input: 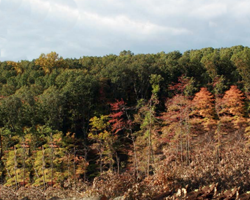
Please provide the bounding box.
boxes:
[89,115,117,172]
[7,61,24,74]
[35,52,65,74]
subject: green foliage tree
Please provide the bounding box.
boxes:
[37,87,65,130]
[231,47,250,92]
[2,46,250,188]
[133,74,163,175]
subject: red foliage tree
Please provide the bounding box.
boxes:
[109,99,127,134]
[169,75,195,97]
[108,99,134,173]
[161,94,192,164]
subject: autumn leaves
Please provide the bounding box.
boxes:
[161,82,248,166]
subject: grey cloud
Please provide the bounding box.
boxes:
[1,0,250,61]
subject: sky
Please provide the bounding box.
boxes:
[0,0,250,61]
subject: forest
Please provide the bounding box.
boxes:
[0,45,250,199]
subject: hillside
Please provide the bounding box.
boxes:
[1,46,250,199]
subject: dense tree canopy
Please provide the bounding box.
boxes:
[2,46,250,197]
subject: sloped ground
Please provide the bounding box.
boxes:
[1,144,250,200]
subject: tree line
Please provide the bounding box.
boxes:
[1,45,250,189]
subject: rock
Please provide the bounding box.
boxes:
[20,197,30,200]
[113,196,125,200]
[81,195,107,200]
[49,197,61,200]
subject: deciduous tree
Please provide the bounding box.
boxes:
[35,52,65,74]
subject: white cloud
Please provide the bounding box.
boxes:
[80,12,191,38]
[0,49,6,58]
[22,0,80,31]
[0,0,23,12]
[190,2,228,19]
[232,1,250,17]
[209,21,218,28]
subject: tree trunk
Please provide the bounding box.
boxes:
[42,145,46,190]
[14,145,18,191]
[50,133,54,185]
[22,136,26,186]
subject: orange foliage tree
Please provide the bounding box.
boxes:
[191,87,216,132]
[219,85,246,128]
[214,85,246,161]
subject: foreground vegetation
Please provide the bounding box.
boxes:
[1,45,250,199]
